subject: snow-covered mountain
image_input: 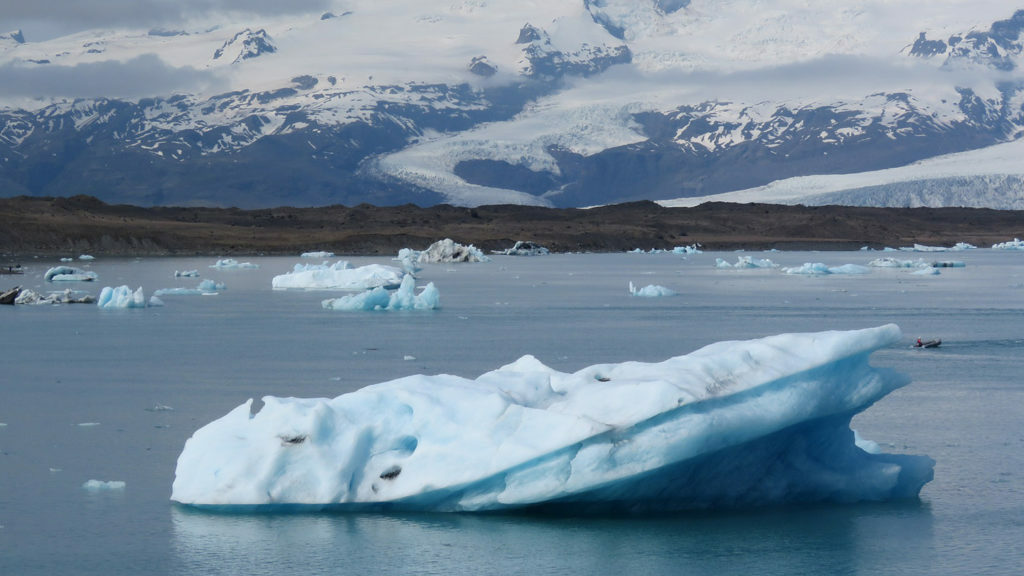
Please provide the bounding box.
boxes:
[0,1,1022,208]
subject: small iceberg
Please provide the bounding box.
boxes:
[82,480,126,491]
[867,257,929,269]
[175,270,200,278]
[210,259,258,270]
[672,244,702,255]
[321,275,440,311]
[414,239,490,263]
[154,279,226,296]
[492,241,550,256]
[628,281,677,298]
[44,266,98,282]
[272,261,404,291]
[301,251,335,259]
[716,256,777,269]
[96,286,147,309]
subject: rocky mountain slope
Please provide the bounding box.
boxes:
[0,1,1022,209]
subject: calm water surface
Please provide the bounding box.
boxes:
[1,250,1022,575]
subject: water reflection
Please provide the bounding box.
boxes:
[171,502,934,576]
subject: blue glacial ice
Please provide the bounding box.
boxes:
[171,325,934,513]
[96,286,147,309]
[321,275,440,311]
[272,261,404,291]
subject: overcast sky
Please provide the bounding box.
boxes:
[0,0,332,41]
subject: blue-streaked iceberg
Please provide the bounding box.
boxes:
[97,286,147,309]
[171,325,933,513]
[272,261,404,291]
[44,265,98,282]
[321,275,440,311]
[783,263,871,275]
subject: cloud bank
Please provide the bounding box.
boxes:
[0,54,223,99]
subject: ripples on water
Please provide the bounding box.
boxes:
[1,251,1022,575]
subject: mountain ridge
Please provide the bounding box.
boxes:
[1,1,1022,209]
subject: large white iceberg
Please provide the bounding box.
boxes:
[715,256,777,269]
[272,261,404,291]
[44,265,98,282]
[171,325,933,513]
[321,275,440,311]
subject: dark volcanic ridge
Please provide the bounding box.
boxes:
[1,195,1022,257]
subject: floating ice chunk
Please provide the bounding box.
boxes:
[78,254,95,261]
[321,275,440,311]
[672,244,702,255]
[96,286,147,309]
[901,243,974,252]
[172,325,934,513]
[146,404,175,412]
[931,261,965,268]
[912,268,940,276]
[784,263,870,275]
[492,241,550,256]
[992,238,1024,250]
[868,257,929,268]
[82,480,126,491]
[175,270,200,277]
[210,259,258,270]
[628,281,677,297]
[44,266,98,282]
[149,296,165,306]
[716,256,777,269]
[301,251,335,259]
[415,239,490,263]
[273,261,404,291]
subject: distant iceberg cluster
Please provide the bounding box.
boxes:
[716,256,777,269]
[322,275,440,311]
[171,325,934,513]
[992,238,1024,250]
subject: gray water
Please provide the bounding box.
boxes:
[2,250,1023,575]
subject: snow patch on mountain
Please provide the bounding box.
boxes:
[659,137,1024,208]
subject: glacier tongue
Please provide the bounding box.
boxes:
[171,324,934,513]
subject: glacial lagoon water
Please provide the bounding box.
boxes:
[1,249,1023,575]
